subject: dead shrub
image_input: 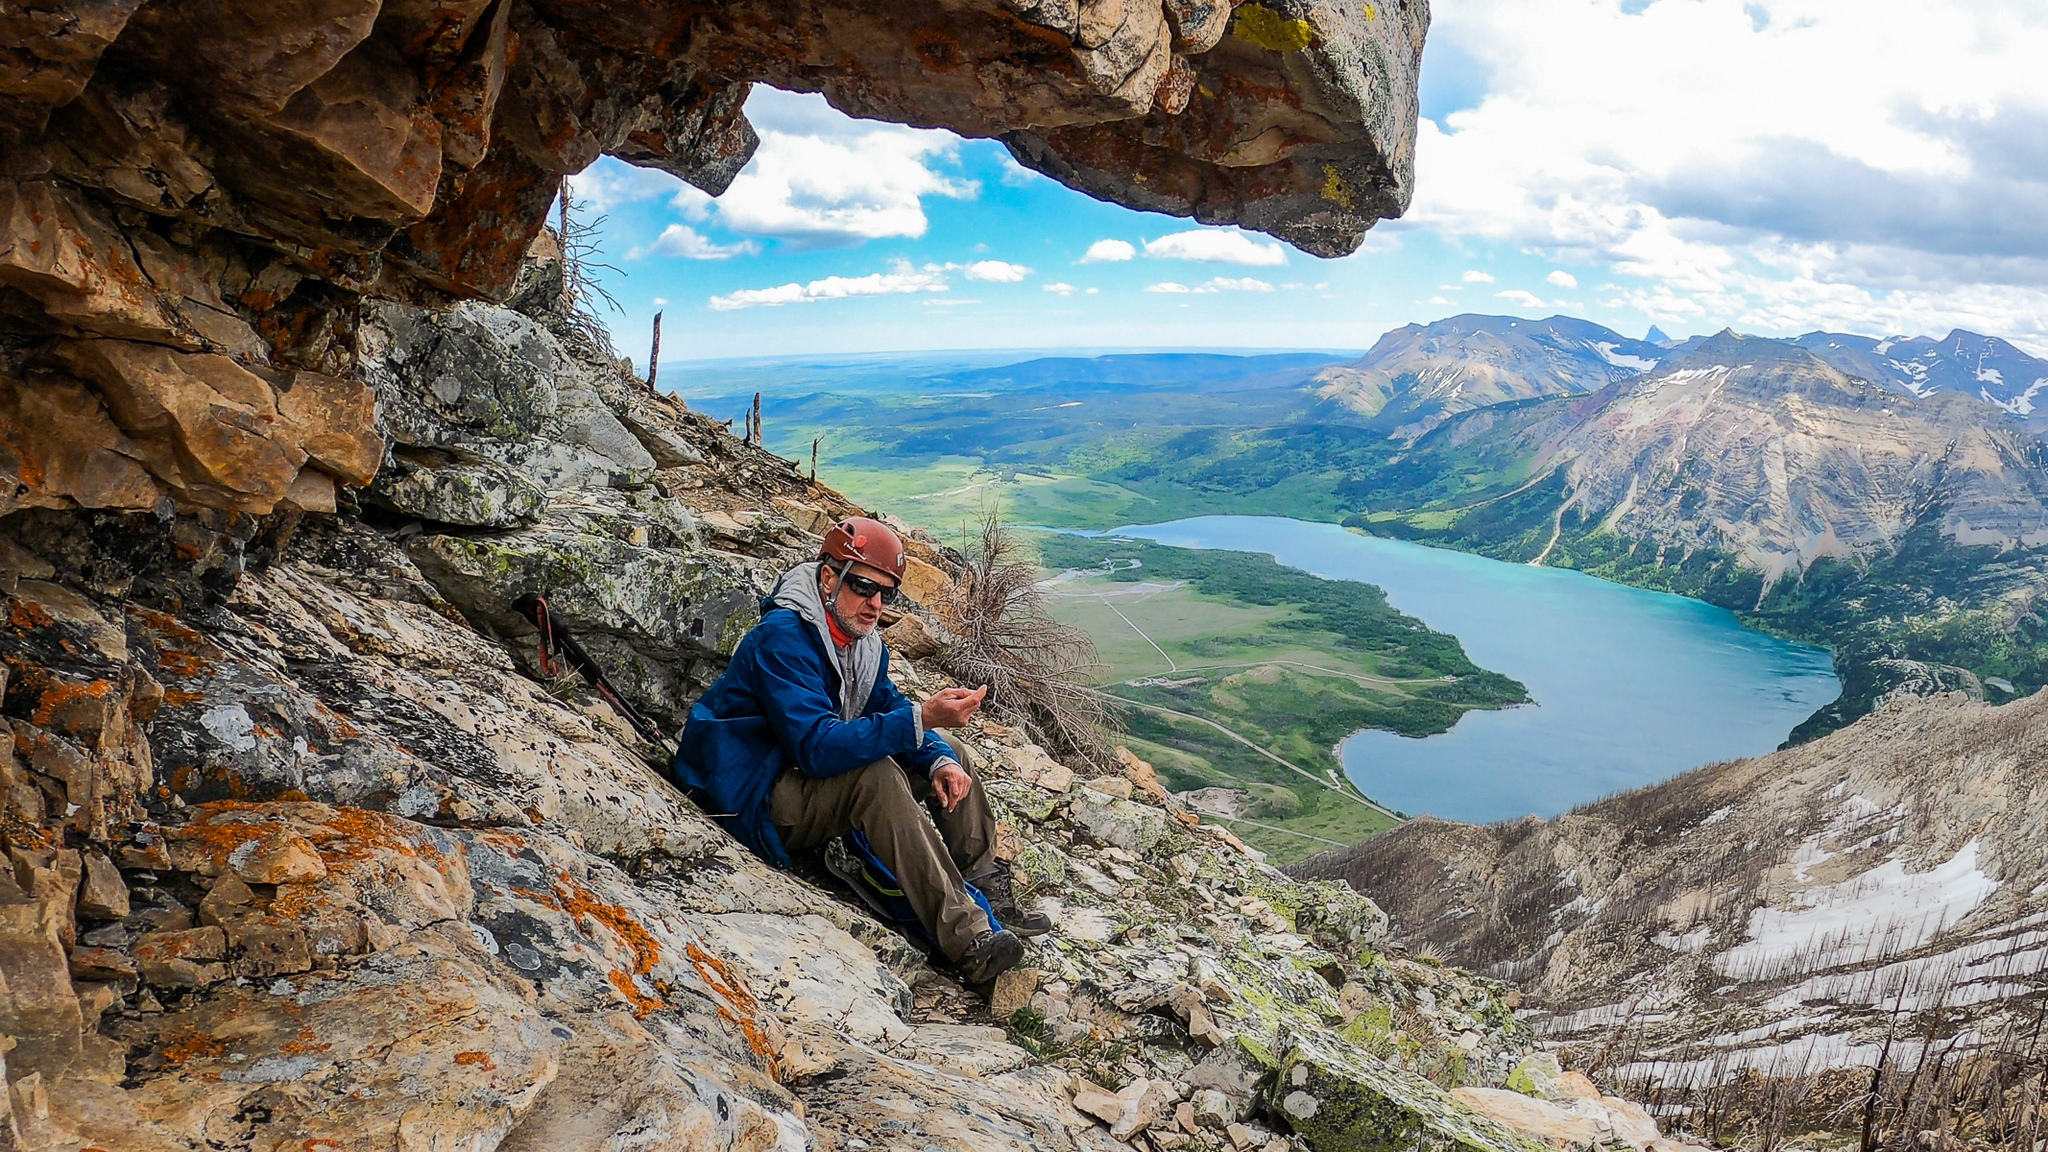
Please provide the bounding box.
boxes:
[929,509,1124,768]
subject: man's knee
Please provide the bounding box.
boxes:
[848,757,917,813]
[940,731,973,773]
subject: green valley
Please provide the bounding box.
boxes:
[1026,534,1529,864]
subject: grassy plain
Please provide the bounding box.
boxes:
[1029,535,1528,863]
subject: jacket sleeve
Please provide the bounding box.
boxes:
[750,626,923,779]
[869,648,956,778]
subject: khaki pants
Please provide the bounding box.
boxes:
[770,733,996,961]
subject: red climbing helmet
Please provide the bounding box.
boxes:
[819,516,907,584]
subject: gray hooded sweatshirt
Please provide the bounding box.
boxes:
[769,561,956,777]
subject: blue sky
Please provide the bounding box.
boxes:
[566,0,2048,363]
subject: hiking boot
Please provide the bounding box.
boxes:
[973,861,1054,937]
[960,928,1025,984]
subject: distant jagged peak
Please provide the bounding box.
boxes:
[1318,313,1667,436]
[1793,328,2048,416]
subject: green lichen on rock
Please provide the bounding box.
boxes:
[1503,1051,1562,1098]
[1274,1036,1550,1152]
[366,454,547,528]
[1069,787,1186,855]
[1243,872,1390,959]
[1016,842,1069,888]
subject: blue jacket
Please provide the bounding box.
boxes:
[673,589,954,868]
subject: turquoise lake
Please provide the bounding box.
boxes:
[1101,516,1842,824]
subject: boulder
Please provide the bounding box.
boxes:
[882,612,945,660]
[365,447,548,527]
[899,555,954,607]
[1272,1035,1547,1152]
[1070,785,1180,855]
[902,1023,1033,1077]
[990,967,1040,1020]
[405,506,764,726]
[75,852,128,920]
[364,301,656,492]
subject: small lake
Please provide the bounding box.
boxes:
[1097,516,1842,824]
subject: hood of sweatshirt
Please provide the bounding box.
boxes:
[769,561,881,722]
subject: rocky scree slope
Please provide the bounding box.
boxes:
[1296,687,2048,1109]
[0,264,1714,1152]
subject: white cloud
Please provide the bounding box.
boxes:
[1495,289,1548,309]
[1144,230,1289,266]
[564,160,677,214]
[1081,239,1137,263]
[1428,295,1455,305]
[630,224,758,261]
[1200,277,1276,292]
[963,260,1032,282]
[711,89,976,246]
[708,261,949,311]
[1547,270,1579,289]
[1146,276,1277,295]
[670,183,714,221]
[1043,282,1078,295]
[1462,269,1496,283]
[1085,287,1100,294]
[1408,0,2048,343]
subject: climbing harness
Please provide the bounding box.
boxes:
[512,592,674,755]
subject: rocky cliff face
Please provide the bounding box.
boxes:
[0,257,1723,1151]
[1296,688,2048,1130]
[1430,333,2048,584]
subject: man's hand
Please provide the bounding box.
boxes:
[920,685,987,730]
[931,761,972,812]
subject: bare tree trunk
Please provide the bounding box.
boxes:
[558,183,574,303]
[648,312,662,391]
[810,436,820,482]
[752,392,762,446]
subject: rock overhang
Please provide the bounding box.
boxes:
[2,0,1426,518]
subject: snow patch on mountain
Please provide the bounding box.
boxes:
[1713,839,1999,981]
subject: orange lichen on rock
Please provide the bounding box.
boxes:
[30,676,114,725]
[688,942,778,1078]
[453,1050,497,1070]
[162,1030,228,1063]
[280,1027,332,1056]
[529,869,670,1017]
[307,805,450,866]
[9,599,56,629]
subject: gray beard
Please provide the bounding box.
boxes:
[827,601,875,641]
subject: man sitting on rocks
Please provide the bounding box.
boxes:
[674,516,1049,985]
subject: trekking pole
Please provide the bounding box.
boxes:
[512,593,676,760]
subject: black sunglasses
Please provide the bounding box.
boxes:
[839,571,893,600]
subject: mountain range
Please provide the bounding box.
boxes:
[1312,315,1669,437]
[1318,314,2048,437]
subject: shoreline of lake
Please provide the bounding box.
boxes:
[1094,516,1843,824]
